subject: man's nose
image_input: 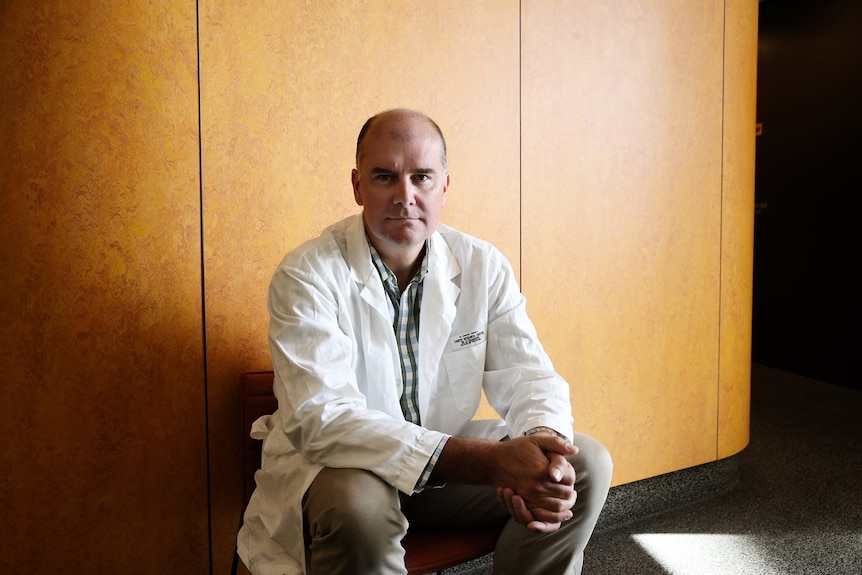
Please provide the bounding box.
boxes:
[393,178,416,205]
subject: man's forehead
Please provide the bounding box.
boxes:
[368,165,440,174]
[360,130,444,167]
[366,116,439,144]
[356,110,447,170]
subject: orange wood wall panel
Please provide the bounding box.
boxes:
[198,2,519,571]
[521,1,728,485]
[0,1,755,570]
[0,1,208,573]
[718,0,758,458]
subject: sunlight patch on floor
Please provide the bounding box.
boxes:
[632,534,782,575]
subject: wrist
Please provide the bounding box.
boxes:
[524,426,564,438]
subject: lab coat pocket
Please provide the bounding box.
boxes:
[441,342,486,417]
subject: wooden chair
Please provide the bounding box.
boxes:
[235,371,502,575]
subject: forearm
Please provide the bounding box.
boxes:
[430,433,574,490]
[428,435,500,485]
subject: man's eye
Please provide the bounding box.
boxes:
[414,174,430,182]
[375,174,394,182]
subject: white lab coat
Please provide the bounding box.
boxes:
[238,214,574,575]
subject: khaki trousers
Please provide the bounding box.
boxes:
[302,432,612,575]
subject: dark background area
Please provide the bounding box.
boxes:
[753,0,861,391]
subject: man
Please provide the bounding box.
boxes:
[238,109,612,574]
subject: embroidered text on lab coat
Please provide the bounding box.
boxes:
[452,330,485,349]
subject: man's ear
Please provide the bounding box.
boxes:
[441,172,450,206]
[351,169,363,206]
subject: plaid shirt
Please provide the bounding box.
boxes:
[368,238,447,489]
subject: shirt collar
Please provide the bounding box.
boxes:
[367,237,430,291]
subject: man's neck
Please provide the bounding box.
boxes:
[366,234,427,292]
[386,246,425,292]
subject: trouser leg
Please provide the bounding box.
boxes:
[404,432,612,575]
[302,467,408,575]
[402,480,510,529]
[301,432,612,575]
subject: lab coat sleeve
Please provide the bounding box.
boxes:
[267,258,446,495]
[480,254,575,441]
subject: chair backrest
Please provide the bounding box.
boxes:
[240,371,278,506]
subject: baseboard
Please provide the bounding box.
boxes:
[594,456,741,534]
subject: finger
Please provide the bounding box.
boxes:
[498,487,518,519]
[524,478,578,505]
[520,483,578,523]
[526,519,562,533]
[509,493,538,525]
[525,502,574,525]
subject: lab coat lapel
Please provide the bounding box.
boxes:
[347,216,389,320]
[346,216,402,416]
[418,232,461,420]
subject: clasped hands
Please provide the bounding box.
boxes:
[494,433,578,533]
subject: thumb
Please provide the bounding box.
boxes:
[548,453,572,482]
[550,464,565,482]
[533,434,578,457]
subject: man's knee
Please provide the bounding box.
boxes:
[303,468,407,548]
[569,432,614,496]
[571,432,612,471]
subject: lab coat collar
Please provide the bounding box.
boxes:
[345,215,462,313]
[346,215,379,292]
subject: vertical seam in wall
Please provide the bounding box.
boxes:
[195,1,214,573]
[717,0,728,461]
[518,0,523,286]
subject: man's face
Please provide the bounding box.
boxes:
[352,115,449,265]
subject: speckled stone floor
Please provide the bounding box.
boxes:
[445,364,862,575]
